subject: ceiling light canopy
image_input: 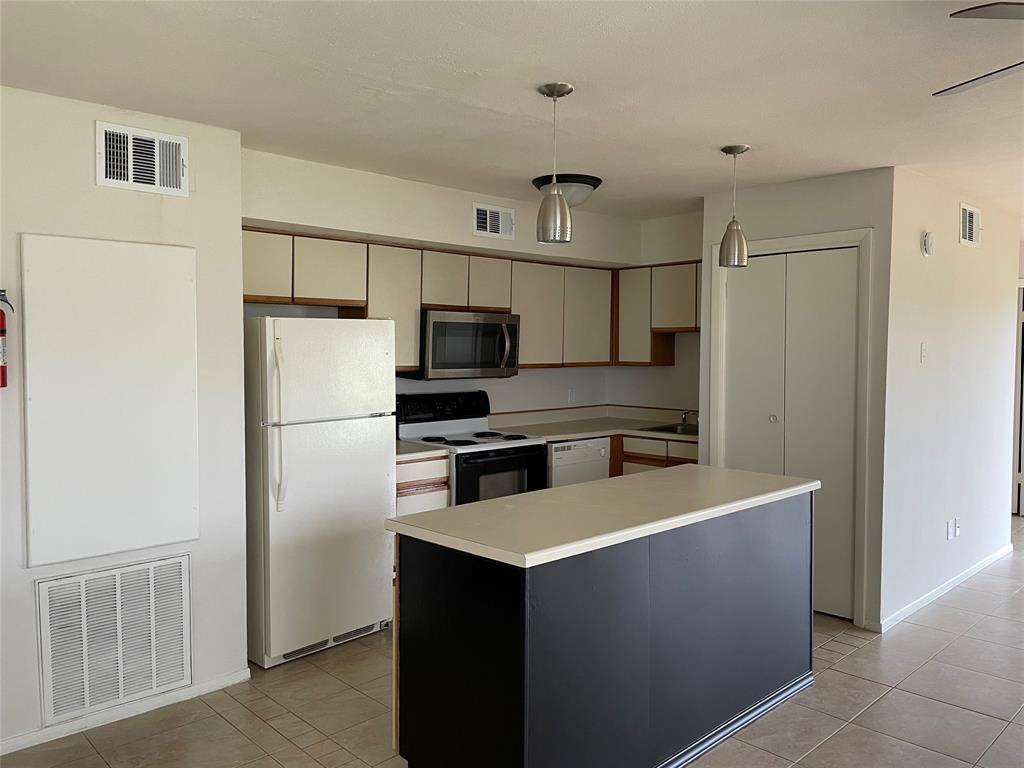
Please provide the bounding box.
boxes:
[536,82,573,244]
[719,144,751,268]
[532,174,602,208]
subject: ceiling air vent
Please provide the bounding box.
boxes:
[37,555,192,725]
[960,203,980,246]
[96,122,189,197]
[473,202,515,240]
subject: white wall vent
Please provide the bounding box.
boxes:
[473,202,515,240]
[37,555,192,726]
[96,122,189,197]
[960,203,980,246]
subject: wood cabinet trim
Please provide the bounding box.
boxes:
[243,294,292,305]
[397,478,450,495]
[621,452,667,467]
[610,435,623,477]
[468,305,512,314]
[421,302,470,311]
[396,365,419,372]
[652,326,699,334]
[293,297,368,308]
[397,454,450,465]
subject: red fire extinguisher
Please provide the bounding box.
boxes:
[0,289,12,389]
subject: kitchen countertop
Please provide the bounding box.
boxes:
[506,417,698,443]
[385,464,819,567]
[396,440,449,461]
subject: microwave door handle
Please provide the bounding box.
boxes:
[500,323,511,368]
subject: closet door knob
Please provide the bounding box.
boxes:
[768,414,780,424]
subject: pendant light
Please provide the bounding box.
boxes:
[719,144,751,268]
[536,82,573,244]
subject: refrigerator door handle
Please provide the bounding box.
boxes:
[275,426,288,512]
[273,333,286,424]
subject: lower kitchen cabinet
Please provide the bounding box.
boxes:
[396,454,450,515]
[512,261,565,366]
[368,244,422,369]
[622,436,697,473]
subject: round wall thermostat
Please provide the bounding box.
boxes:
[920,231,935,258]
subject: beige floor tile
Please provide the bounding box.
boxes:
[853,689,1004,763]
[832,631,871,648]
[690,738,792,767]
[331,713,396,765]
[905,604,984,634]
[354,675,392,707]
[934,636,1024,683]
[831,644,931,686]
[898,660,1024,720]
[820,639,857,656]
[812,657,832,673]
[98,714,265,768]
[302,738,343,758]
[842,627,880,642]
[311,649,393,687]
[977,723,1024,768]
[812,631,833,648]
[226,682,267,704]
[289,729,327,749]
[251,666,352,711]
[31,758,107,768]
[240,759,281,768]
[992,593,1024,623]
[795,669,890,720]
[814,614,853,637]
[962,573,1023,597]
[813,647,845,664]
[967,615,1024,650]
[84,698,216,750]
[1,734,99,768]
[270,744,322,768]
[289,689,388,736]
[353,629,392,653]
[246,697,289,721]
[1016,706,1024,724]
[248,660,320,689]
[936,586,1009,614]
[734,701,843,761]
[798,723,971,767]
[265,712,316,740]
[373,758,407,768]
[201,692,293,753]
[985,557,1024,581]
[315,747,360,767]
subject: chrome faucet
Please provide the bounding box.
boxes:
[680,409,699,427]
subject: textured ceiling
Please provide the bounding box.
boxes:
[2,1,1021,219]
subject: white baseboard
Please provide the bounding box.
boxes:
[874,544,1015,633]
[1,667,251,756]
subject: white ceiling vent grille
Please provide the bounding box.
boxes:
[37,555,192,725]
[960,203,980,246]
[473,202,515,240]
[96,122,189,197]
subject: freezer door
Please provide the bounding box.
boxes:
[261,317,396,424]
[263,416,396,658]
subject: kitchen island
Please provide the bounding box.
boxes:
[384,464,820,768]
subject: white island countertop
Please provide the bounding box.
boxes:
[385,464,819,568]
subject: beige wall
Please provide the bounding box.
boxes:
[640,210,703,264]
[881,168,1018,621]
[0,87,247,746]
[242,149,644,267]
[701,168,895,626]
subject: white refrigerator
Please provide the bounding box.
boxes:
[244,317,397,668]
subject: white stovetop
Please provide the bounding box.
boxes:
[385,464,819,568]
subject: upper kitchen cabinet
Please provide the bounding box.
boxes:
[617,267,674,366]
[651,263,698,330]
[368,244,422,369]
[422,250,469,308]
[696,263,702,329]
[468,256,512,310]
[243,231,292,303]
[563,267,611,365]
[512,261,564,366]
[293,237,367,306]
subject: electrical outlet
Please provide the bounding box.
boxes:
[946,520,954,541]
[955,517,961,537]
[919,341,927,364]
[567,388,576,405]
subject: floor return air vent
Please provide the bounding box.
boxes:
[37,555,192,726]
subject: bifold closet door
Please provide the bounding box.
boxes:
[785,248,858,618]
[723,254,786,475]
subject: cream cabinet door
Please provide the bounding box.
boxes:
[468,256,512,310]
[368,245,422,368]
[617,268,651,363]
[563,267,611,364]
[651,263,697,329]
[293,237,367,304]
[243,231,292,301]
[422,251,469,307]
[696,263,702,329]
[512,261,564,365]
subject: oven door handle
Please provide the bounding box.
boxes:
[461,453,519,466]
[499,323,512,369]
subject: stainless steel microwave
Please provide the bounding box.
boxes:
[413,310,519,380]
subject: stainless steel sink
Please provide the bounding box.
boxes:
[641,423,699,436]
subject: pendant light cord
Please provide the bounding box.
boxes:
[731,153,737,220]
[551,96,558,184]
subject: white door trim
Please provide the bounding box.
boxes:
[701,228,877,628]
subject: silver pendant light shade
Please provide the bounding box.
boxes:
[536,83,574,244]
[719,144,751,268]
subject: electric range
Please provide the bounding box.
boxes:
[396,391,548,504]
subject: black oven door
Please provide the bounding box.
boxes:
[453,444,547,505]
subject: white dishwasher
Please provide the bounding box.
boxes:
[548,437,611,487]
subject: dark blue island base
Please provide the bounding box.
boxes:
[395,492,814,768]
